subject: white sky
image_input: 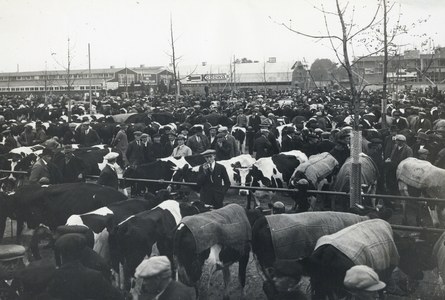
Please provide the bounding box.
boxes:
[1,0,444,73]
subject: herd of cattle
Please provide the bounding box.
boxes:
[1,181,444,299]
[0,110,445,298]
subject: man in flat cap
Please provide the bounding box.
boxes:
[171,134,192,158]
[186,125,209,155]
[252,127,274,160]
[63,123,78,145]
[2,129,17,152]
[79,121,101,147]
[0,244,26,300]
[18,124,36,147]
[385,134,413,195]
[411,110,432,133]
[110,124,129,166]
[126,131,145,166]
[197,149,230,208]
[96,152,119,190]
[163,131,178,157]
[29,148,62,185]
[47,234,123,300]
[343,265,386,299]
[392,110,409,132]
[55,145,92,183]
[135,256,194,300]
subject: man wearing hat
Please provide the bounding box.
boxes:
[0,244,26,300]
[215,132,232,160]
[171,134,192,158]
[411,131,433,161]
[235,108,248,128]
[208,126,218,149]
[126,131,145,166]
[152,133,165,159]
[281,126,301,152]
[383,125,398,161]
[79,121,101,147]
[392,110,409,132]
[186,125,209,155]
[411,110,432,133]
[18,124,36,147]
[135,256,194,300]
[63,123,78,145]
[163,131,178,157]
[33,121,47,145]
[197,149,230,208]
[97,152,119,190]
[2,129,17,152]
[252,127,274,160]
[29,148,62,185]
[55,145,92,183]
[47,234,123,300]
[385,134,413,195]
[218,126,239,157]
[111,124,129,166]
[343,265,386,299]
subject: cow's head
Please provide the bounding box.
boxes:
[232,161,252,196]
[265,259,305,297]
[174,223,210,287]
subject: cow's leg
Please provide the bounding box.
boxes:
[398,181,410,225]
[247,192,252,210]
[222,264,231,300]
[428,205,441,229]
[238,252,249,288]
[29,225,52,260]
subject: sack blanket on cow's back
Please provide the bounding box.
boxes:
[433,232,445,279]
[295,152,338,185]
[266,212,368,260]
[315,219,399,271]
[397,157,445,198]
[333,153,379,192]
[181,203,251,254]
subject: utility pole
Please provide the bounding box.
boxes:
[88,43,93,114]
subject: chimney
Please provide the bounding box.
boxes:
[110,66,115,69]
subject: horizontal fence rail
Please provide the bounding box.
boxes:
[2,169,445,203]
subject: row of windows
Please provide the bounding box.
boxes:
[0,74,114,81]
[0,86,102,92]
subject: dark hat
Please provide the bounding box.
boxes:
[389,125,398,131]
[209,126,218,131]
[152,133,161,138]
[54,233,86,260]
[133,131,142,136]
[307,133,319,139]
[370,138,383,144]
[201,149,216,156]
[418,148,430,155]
[40,148,54,157]
[61,145,75,154]
[283,126,295,133]
[36,121,42,127]
[0,244,25,261]
[216,133,226,138]
[392,110,401,116]
[415,132,429,140]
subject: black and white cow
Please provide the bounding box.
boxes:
[2,183,127,252]
[174,204,252,300]
[123,155,206,195]
[172,154,256,197]
[231,126,246,154]
[244,150,308,209]
[108,199,211,291]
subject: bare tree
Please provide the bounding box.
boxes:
[273,0,433,206]
[52,37,78,122]
[36,62,55,104]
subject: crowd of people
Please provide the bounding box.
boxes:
[0,86,445,299]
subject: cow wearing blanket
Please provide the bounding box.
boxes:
[309,219,426,299]
[252,211,369,299]
[174,204,251,300]
[397,157,445,228]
